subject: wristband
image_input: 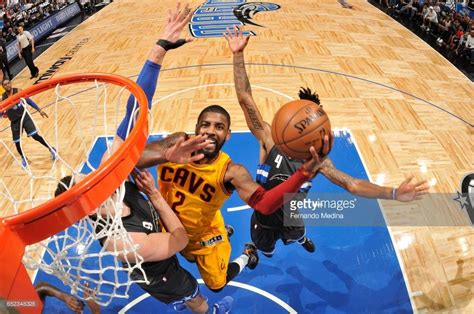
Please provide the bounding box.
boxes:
[392,188,397,200]
[156,39,187,51]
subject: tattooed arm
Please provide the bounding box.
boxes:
[225,26,274,151]
[319,159,392,198]
[319,159,429,201]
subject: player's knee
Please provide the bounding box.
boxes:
[203,277,226,293]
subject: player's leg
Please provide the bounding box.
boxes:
[203,241,258,293]
[129,260,211,314]
[282,226,315,253]
[23,115,57,160]
[167,260,233,314]
[178,251,234,313]
[11,121,28,167]
[195,240,231,292]
[12,123,22,156]
[298,236,315,253]
[234,242,259,271]
[250,211,278,258]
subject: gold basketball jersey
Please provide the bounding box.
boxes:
[158,151,232,254]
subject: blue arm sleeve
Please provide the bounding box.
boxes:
[25,98,40,111]
[116,60,161,140]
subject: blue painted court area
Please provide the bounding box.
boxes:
[35,131,411,313]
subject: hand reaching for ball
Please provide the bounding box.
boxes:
[301,133,333,176]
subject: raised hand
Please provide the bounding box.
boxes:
[158,2,194,48]
[224,25,250,53]
[63,294,85,313]
[395,175,430,202]
[164,134,211,164]
[301,133,333,176]
[134,169,159,196]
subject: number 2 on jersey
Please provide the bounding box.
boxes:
[171,191,186,211]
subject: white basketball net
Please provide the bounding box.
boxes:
[0,79,150,306]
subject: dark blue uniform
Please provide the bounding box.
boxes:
[252,146,311,255]
[2,88,38,143]
[99,182,198,305]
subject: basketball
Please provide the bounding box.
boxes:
[271,99,331,160]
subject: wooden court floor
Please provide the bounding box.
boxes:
[0,0,472,312]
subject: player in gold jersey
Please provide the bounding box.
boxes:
[138,105,331,291]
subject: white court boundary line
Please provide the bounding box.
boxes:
[118,279,297,314]
[228,204,252,212]
[349,130,416,313]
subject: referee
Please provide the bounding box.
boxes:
[16,26,39,79]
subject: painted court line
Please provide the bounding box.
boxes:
[349,129,416,313]
[118,280,297,314]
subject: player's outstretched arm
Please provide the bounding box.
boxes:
[112,2,194,152]
[319,159,430,201]
[24,97,48,118]
[225,26,274,150]
[136,132,211,168]
[35,282,85,313]
[15,88,48,118]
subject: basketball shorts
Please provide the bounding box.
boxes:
[181,239,232,290]
[11,115,37,143]
[130,259,198,304]
[250,211,305,255]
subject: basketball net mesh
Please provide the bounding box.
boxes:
[0,80,150,306]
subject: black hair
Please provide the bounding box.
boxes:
[55,175,73,197]
[197,105,231,127]
[298,87,321,105]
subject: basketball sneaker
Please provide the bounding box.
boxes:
[174,295,209,312]
[213,296,233,314]
[21,157,27,168]
[50,148,58,161]
[243,243,259,270]
[225,224,234,238]
[173,302,187,312]
[300,237,316,253]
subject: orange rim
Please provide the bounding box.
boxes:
[0,73,149,244]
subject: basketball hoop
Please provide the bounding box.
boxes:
[0,73,149,311]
